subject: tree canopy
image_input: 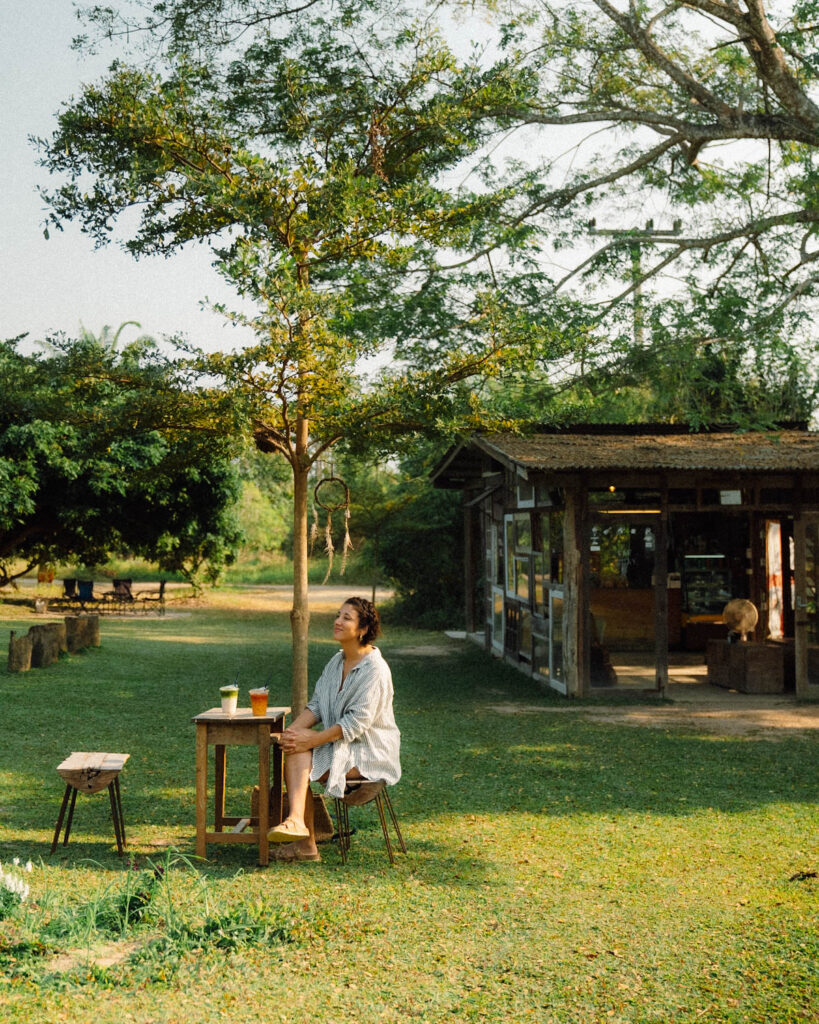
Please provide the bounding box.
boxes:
[0,334,243,590]
[39,0,557,707]
[36,0,819,703]
[459,1,819,308]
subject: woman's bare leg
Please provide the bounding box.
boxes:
[283,750,312,829]
[271,750,318,855]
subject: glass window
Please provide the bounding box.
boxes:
[551,509,564,583]
[517,476,535,507]
[533,633,550,681]
[506,513,534,599]
[534,551,549,616]
[536,511,550,555]
[492,589,504,650]
[519,608,532,660]
[515,513,532,552]
[514,555,531,602]
[550,592,564,684]
[535,480,553,506]
[505,516,516,594]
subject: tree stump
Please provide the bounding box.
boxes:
[8,631,32,673]
[85,614,101,648]
[65,614,101,653]
[29,623,64,668]
[52,620,68,653]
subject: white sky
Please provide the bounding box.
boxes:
[1,1,253,353]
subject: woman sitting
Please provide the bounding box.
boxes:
[268,596,400,862]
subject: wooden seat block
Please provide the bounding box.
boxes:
[57,752,130,794]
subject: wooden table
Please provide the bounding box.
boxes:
[192,706,289,866]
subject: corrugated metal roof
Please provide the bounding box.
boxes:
[474,430,819,472]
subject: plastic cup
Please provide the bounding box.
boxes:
[249,688,268,717]
[220,685,238,716]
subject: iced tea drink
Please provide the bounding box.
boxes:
[249,688,268,716]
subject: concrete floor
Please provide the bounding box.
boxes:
[609,650,707,691]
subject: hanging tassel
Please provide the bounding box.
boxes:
[322,512,335,585]
[340,507,353,576]
[309,504,319,556]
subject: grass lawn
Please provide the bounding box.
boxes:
[0,590,816,1023]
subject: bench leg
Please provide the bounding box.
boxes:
[334,798,351,864]
[51,784,72,854]
[113,775,126,849]
[63,787,79,846]
[374,793,396,866]
[382,789,407,854]
[108,780,125,855]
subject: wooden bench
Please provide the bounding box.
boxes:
[51,752,129,856]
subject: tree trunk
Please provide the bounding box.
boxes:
[290,414,311,714]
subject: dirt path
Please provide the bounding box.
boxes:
[483,686,819,740]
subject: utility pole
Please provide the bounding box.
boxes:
[588,219,682,347]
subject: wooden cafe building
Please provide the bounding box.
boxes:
[431,425,819,698]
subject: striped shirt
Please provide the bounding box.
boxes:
[307,647,401,799]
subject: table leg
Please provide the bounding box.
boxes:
[195,723,208,859]
[214,745,226,832]
[258,725,270,866]
[271,724,284,830]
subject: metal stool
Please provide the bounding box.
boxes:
[51,752,129,856]
[334,780,406,866]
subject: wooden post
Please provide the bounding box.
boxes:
[464,503,476,634]
[563,482,588,698]
[793,515,809,698]
[654,512,669,696]
[750,514,766,641]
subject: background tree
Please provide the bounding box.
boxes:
[465,0,819,302]
[479,288,819,427]
[235,448,293,557]
[0,334,243,591]
[40,0,548,710]
[429,0,819,420]
[375,447,465,630]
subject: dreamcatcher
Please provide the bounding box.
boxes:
[312,476,353,584]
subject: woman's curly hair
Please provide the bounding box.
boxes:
[344,596,381,646]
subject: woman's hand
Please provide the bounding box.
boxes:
[278,726,318,755]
